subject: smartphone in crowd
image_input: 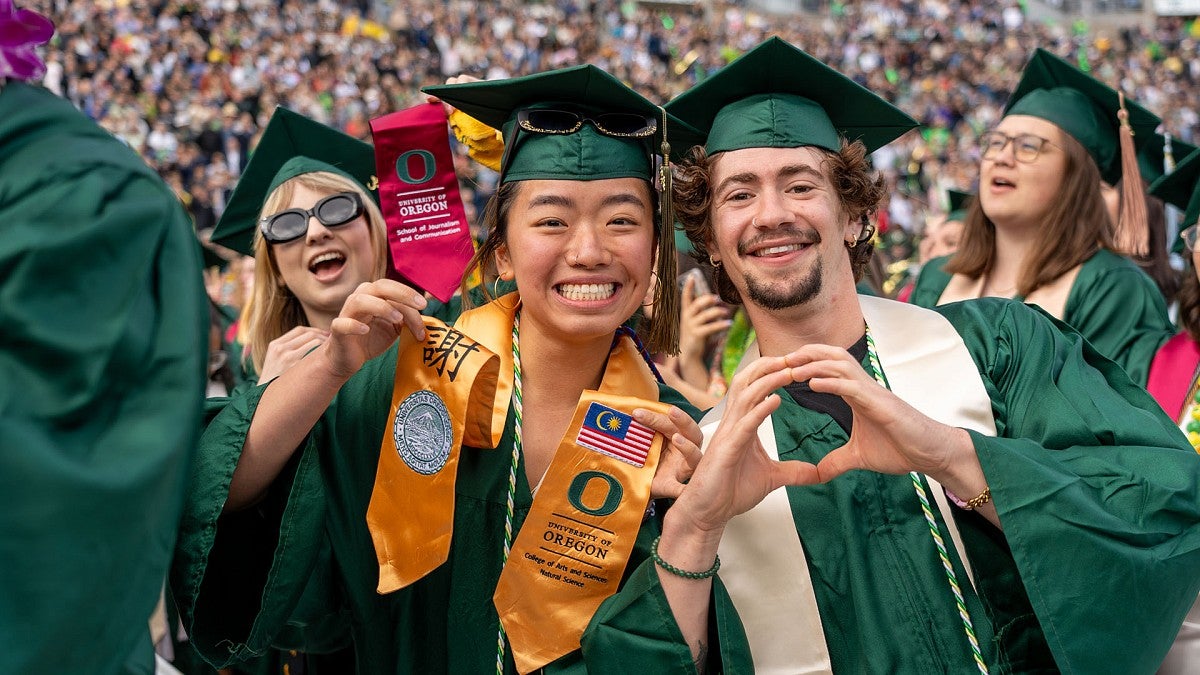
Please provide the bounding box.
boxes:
[677,267,712,297]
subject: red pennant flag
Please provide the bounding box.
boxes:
[370,102,475,302]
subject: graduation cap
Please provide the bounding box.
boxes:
[211,107,377,256]
[1004,48,1160,186]
[1148,147,1200,254]
[197,237,230,271]
[1005,48,1162,256]
[423,65,690,353]
[1139,133,1197,185]
[946,189,974,223]
[424,64,701,184]
[663,36,920,158]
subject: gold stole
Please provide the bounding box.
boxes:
[366,294,669,673]
[366,306,508,593]
[494,334,669,674]
[705,297,997,673]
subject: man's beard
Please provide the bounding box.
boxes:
[744,256,823,310]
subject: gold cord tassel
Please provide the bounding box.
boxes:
[1114,91,1149,258]
[648,107,680,356]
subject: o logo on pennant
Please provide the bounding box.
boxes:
[395,149,436,185]
[567,471,623,517]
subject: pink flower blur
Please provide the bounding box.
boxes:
[0,0,54,82]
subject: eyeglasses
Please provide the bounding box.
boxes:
[979,131,1058,164]
[260,192,364,244]
[1182,225,1200,252]
[515,109,658,138]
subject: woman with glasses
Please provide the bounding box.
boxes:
[175,107,378,675]
[911,49,1174,385]
[171,66,735,674]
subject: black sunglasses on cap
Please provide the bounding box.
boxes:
[260,191,364,244]
[516,109,658,138]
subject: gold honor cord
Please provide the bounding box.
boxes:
[495,340,668,674]
[367,314,501,593]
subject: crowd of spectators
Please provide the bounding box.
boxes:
[28,0,1200,306]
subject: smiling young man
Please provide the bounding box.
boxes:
[648,37,1200,674]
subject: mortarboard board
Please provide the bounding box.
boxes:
[664,36,919,158]
[1139,133,1197,185]
[1004,48,1160,186]
[946,189,974,223]
[424,65,700,184]
[211,107,378,256]
[1149,147,1200,254]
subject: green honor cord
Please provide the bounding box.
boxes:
[496,310,524,675]
[864,325,989,675]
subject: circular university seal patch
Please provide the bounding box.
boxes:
[393,390,452,475]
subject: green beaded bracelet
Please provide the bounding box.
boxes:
[651,535,721,580]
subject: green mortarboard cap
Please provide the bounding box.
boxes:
[1005,48,1160,185]
[197,238,230,271]
[1138,133,1197,185]
[946,189,974,223]
[1148,147,1200,254]
[664,37,919,158]
[211,107,378,256]
[424,65,700,183]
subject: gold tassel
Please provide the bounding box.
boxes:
[1114,91,1149,258]
[447,109,504,172]
[648,106,680,356]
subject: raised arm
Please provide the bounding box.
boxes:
[224,279,427,511]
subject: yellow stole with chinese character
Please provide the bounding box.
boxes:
[494,334,670,674]
[366,306,506,593]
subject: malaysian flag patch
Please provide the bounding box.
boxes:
[575,402,655,468]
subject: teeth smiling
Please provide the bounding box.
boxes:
[558,283,616,301]
[309,252,345,271]
[754,244,805,256]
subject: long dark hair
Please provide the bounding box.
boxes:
[946,131,1110,297]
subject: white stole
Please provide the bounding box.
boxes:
[701,296,997,673]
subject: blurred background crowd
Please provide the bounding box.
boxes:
[25,0,1200,306]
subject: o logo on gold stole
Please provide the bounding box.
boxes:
[567,471,623,516]
[393,390,452,475]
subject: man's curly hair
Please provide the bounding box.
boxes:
[673,139,886,304]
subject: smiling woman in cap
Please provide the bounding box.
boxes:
[170,64,734,674]
[911,48,1174,385]
[208,106,389,383]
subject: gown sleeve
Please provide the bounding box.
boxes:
[946,299,1200,675]
[171,380,341,668]
[1064,255,1174,387]
[0,83,208,674]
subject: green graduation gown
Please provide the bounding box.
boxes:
[723,298,1200,673]
[0,82,207,673]
[910,249,1174,386]
[172,340,748,673]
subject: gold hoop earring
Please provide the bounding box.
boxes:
[709,255,721,268]
[492,275,508,298]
